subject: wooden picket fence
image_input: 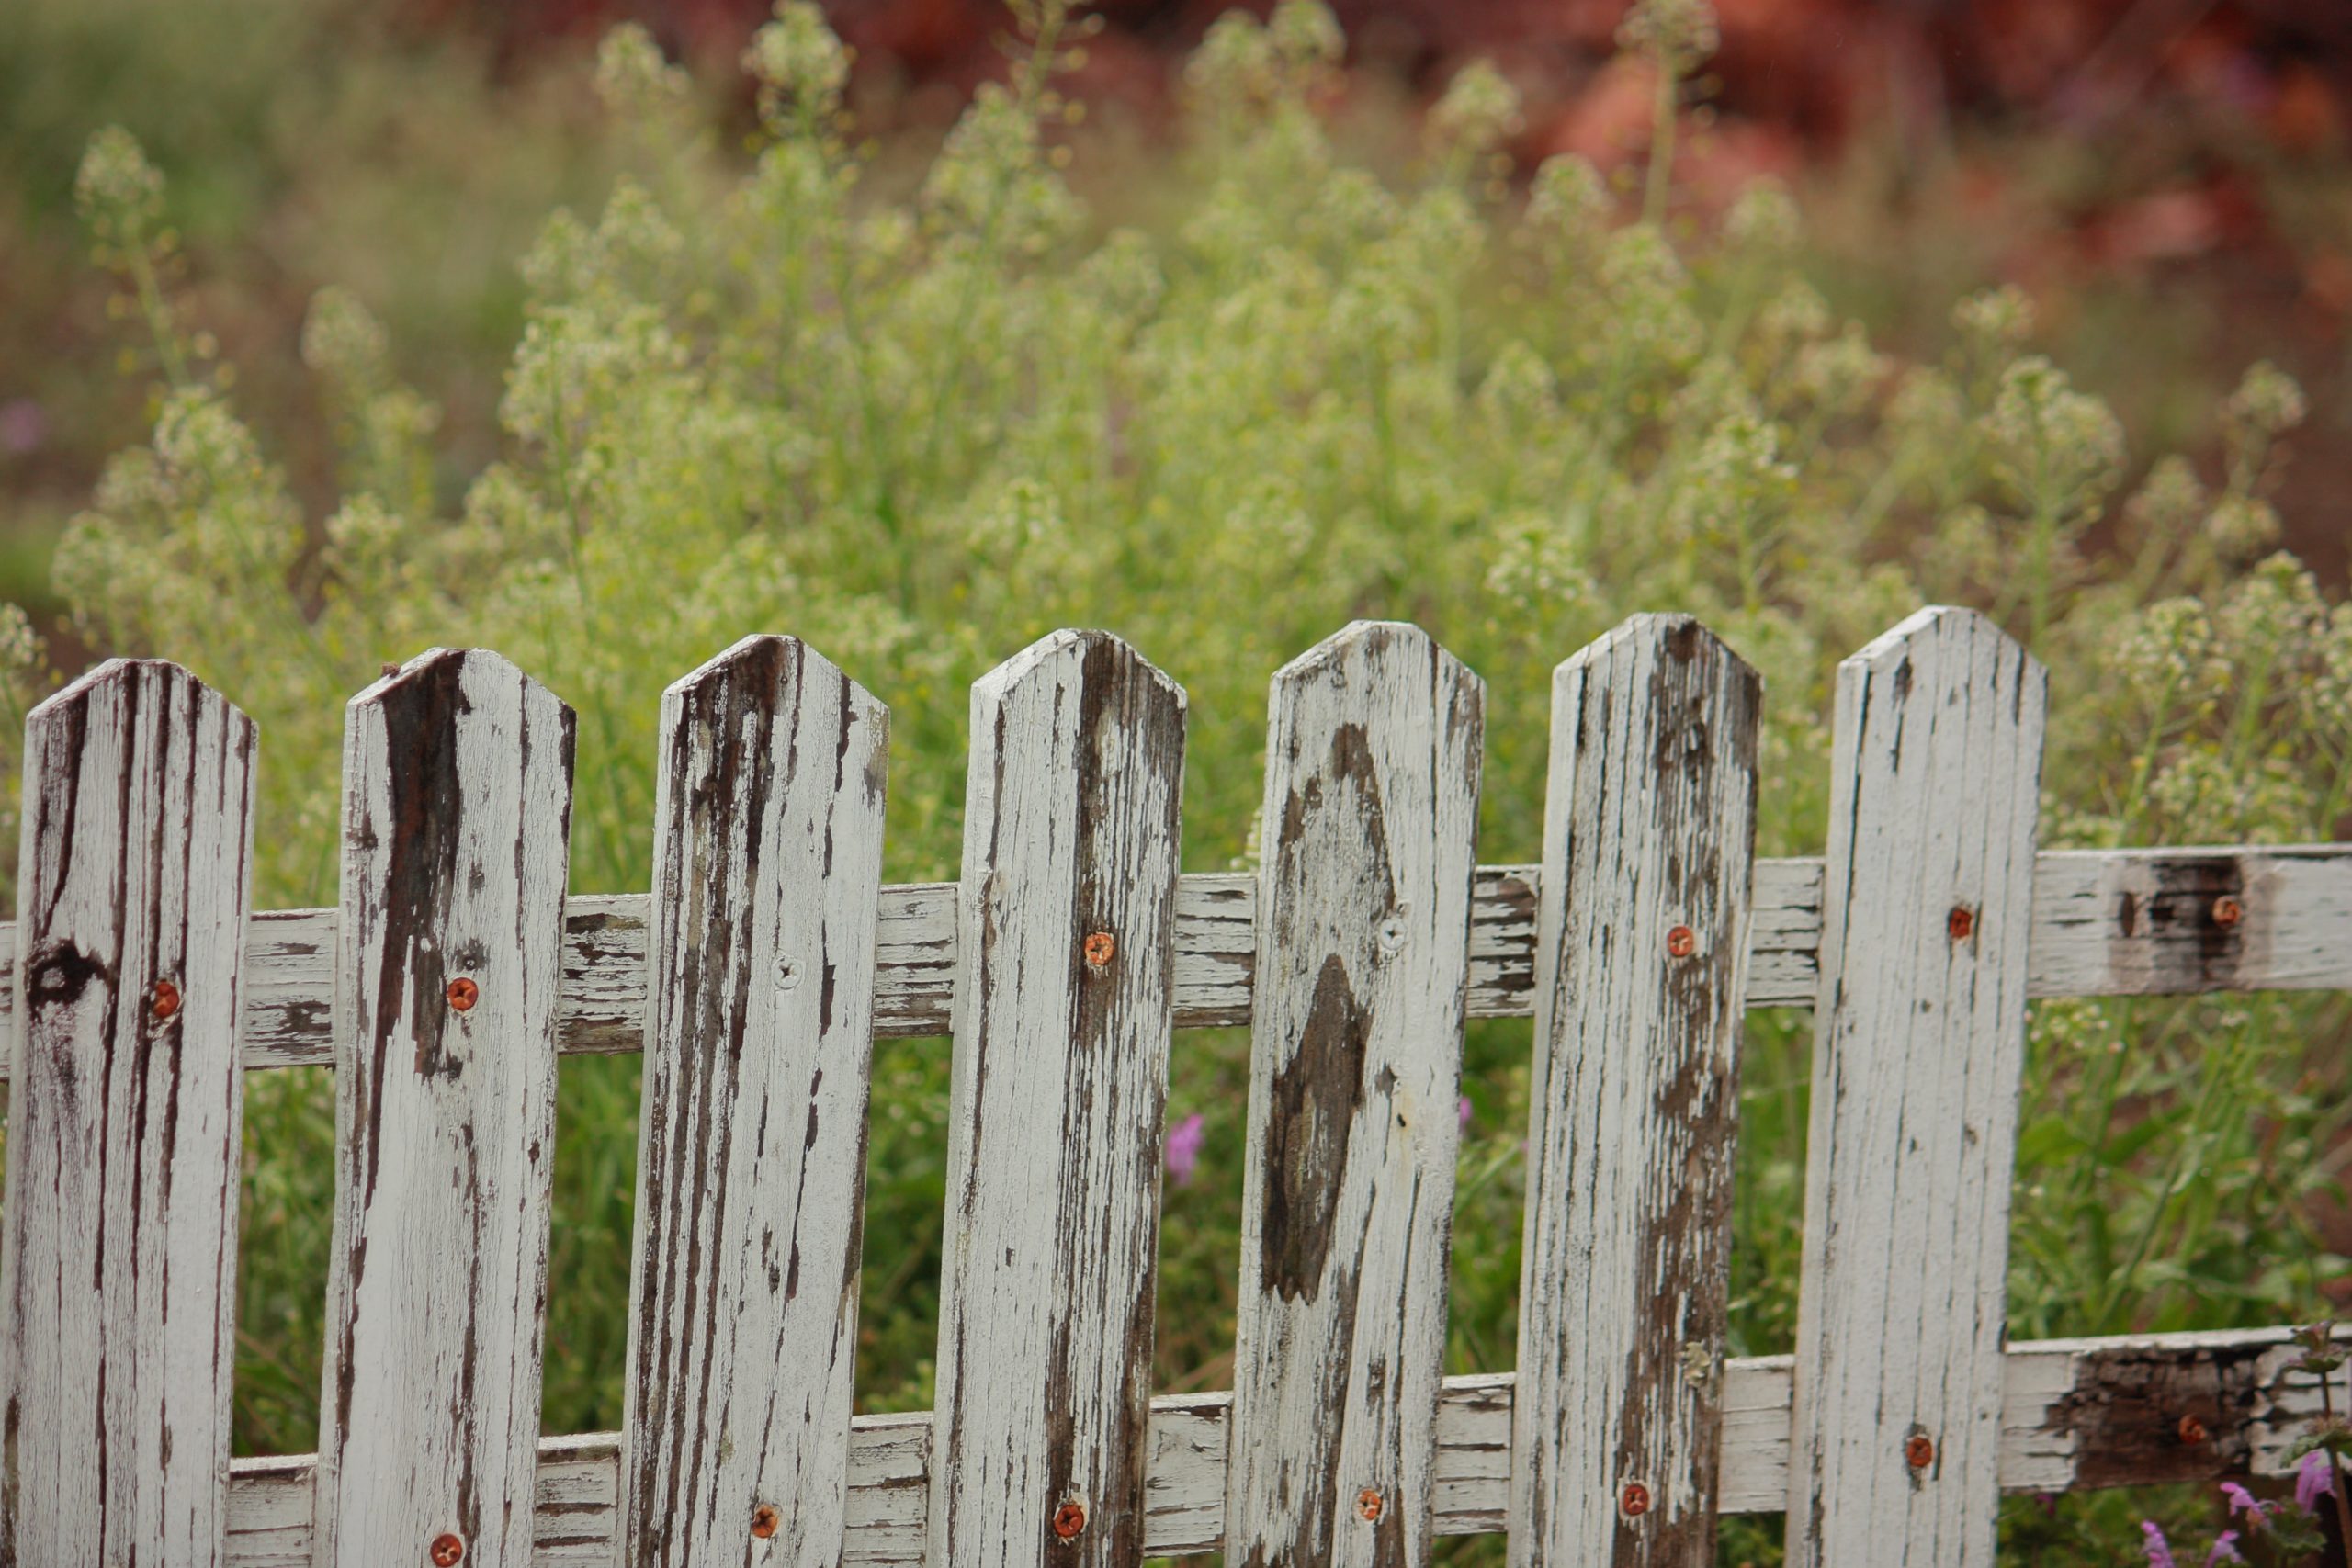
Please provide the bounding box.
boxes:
[0,608,2346,1568]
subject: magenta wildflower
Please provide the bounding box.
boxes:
[2219,1482,2258,1517]
[1458,1096,1473,1132]
[2204,1530,2242,1564]
[2296,1450,2335,1513]
[1165,1113,1206,1188]
[2140,1520,2177,1568]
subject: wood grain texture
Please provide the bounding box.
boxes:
[1787,606,2047,1568]
[207,1325,2352,1563]
[0,660,257,1568]
[0,842,2336,1072]
[311,649,576,1568]
[930,630,1185,1568]
[1224,621,1484,1568]
[1510,615,1761,1568]
[620,636,888,1567]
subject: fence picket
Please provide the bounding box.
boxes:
[1507,615,1761,1566]
[619,636,888,1566]
[312,649,575,1568]
[1224,621,1484,1568]
[0,660,257,1567]
[929,630,1185,1568]
[1787,607,2046,1567]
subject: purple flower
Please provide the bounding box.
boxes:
[1165,1113,1205,1188]
[2296,1450,2336,1513]
[2219,1482,2257,1517]
[2140,1521,2177,1568]
[1458,1096,1473,1132]
[2204,1530,2242,1565]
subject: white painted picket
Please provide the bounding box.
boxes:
[1510,615,1762,1567]
[0,608,2339,1568]
[1225,621,1484,1568]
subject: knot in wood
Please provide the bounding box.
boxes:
[1052,1500,1088,1540]
[1356,1488,1384,1521]
[446,976,479,1011]
[1946,905,1976,942]
[2177,1414,2209,1445]
[149,977,181,1021]
[1619,1482,1650,1517]
[1905,1434,1936,1469]
[428,1534,465,1566]
[2211,896,2245,928]
[1665,925,1696,958]
[752,1503,781,1539]
[1082,931,1115,968]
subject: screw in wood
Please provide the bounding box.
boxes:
[2177,1414,2209,1445]
[1052,1500,1088,1540]
[150,978,181,1021]
[1666,925,1696,958]
[446,976,479,1011]
[1356,1489,1384,1521]
[752,1503,781,1540]
[428,1534,465,1566]
[2212,896,2245,928]
[1905,1434,1936,1469]
[1620,1482,1650,1517]
[1082,931,1115,967]
[1947,905,1976,942]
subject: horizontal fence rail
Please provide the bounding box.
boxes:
[0,612,2342,1568]
[0,845,2342,1077]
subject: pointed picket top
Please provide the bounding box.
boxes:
[932,626,1186,1568]
[1788,604,2047,1568]
[1,657,258,1568]
[622,633,889,1568]
[1510,612,1762,1568]
[315,646,576,1568]
[1227,618,1485,1568]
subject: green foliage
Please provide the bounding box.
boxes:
[17,1,2352,1558]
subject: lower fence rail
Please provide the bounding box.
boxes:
[214,1325,2344,1567]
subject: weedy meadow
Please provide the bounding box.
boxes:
[16,0,2352,1559]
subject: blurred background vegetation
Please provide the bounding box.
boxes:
[3,1,2350,1562]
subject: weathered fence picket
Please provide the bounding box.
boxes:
[311,650,575,1568]
[1225,621,1484,1568]
[0,660,256,1568]
[0,605,2339,1568]
[1788,607,2048,1568]
[1510,615,1762,1567]
[929,631,1186,1568]
[620,636,889,1567]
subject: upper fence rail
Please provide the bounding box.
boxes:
[0,843,2341,1080]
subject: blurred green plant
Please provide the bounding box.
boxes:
[8,0,2350,1560]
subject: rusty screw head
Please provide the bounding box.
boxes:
[1082,931,1115,967]
[446,976,479,1012]
[751,1503,780,1540]
[1905,1434,1936,1469]
[1666,925,1696,958]
[2177,1414,2209,1445]
[1051,1500,1087,1541]
[2212,896,2245,928]
[1356,1489,1384,1521]
[1620,1482,1651,1517]
[429,1534,465,1567]
[1948,905,1976,942]
[150,978,181,1021]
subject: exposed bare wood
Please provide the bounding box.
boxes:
[311,649,576,1568]
[0,660,257,1567]
[1225,621,1484,1568]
